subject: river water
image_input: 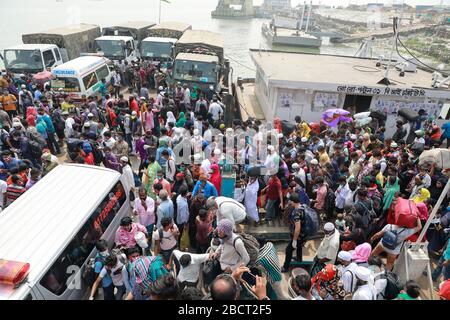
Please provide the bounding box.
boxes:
[0,0,394,78]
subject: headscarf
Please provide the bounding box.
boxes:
[216,218,234,237]
[351,243,372,263]
[133,256,168,291]
[383,177,400,212]
[413,188,430,204]
[166,111,176,129]
[176,112,186,128]
[209,164,222,196]
[311,264,337,292]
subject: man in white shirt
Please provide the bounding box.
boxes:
[203,122,213,143]
[102,131,116,149]
[169,250,210,286]
[63,111,75,139]
[153,217,179,264]
[208,97,223,123]
[205,196,247,227]
[352,266,377,300]
[182,84,191,107]
[337,251,358,293]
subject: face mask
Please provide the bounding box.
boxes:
[99,251,108,257]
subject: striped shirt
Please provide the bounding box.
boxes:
[6,184,26,207]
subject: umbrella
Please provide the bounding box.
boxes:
[321,108,352,128]
[32,71,54,84]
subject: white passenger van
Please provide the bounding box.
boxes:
[51,56,115,102]
[0,164,132,300]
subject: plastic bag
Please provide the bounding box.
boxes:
[180,226,190,251]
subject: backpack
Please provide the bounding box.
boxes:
[90,142,104,165]
[51,111,65,131]
[355,200,376,229]
[82,254,106,287]
[301,205,320,237]
[324,186,336,216]
[381,226,406,250]
[233,233,260,268]
[375,271,402,300]
[26,131,46,159]
[297,187,310,206]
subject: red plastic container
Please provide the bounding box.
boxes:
[0,259,30,288]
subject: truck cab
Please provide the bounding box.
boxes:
[140,37,177,66]
[2,44,64,77]
[173,52,221,91]
[95,36,138,64]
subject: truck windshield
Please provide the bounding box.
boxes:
[141,41,172,59]
[96,40,125,59]
[51,77,81,92]
[173,60,216,83]
[4,49,44,73]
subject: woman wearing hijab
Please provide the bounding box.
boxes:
[351,243,372,267]
[383,176,400,213]
[209,164,222,196]
[176,112,186,128]
[166,111,176,130]
[244,176,260,226]
[412,188,431,204]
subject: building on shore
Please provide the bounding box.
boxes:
[248,50,450,137]
[211,0,254,19]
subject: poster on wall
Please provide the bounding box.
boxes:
[371,98,442,119]
[279,92,294,107]
[312,92,340,112]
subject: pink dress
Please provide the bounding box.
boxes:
[143,110,154,132]
[115,223,147,249]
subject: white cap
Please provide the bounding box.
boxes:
[292,163,300,169]
[278,133,284,139]
[159,86,164,91]
[214,149,221,155]
[132,111,137,116]
[350,134,357,140]
[391,142,398,148]
[83,122,91,127]
[140,96,146,100]
[310,159,319,165]
[88,113,94,117]
[21,84,26,89]
[355,266,372,282]
[193,129,199,136]
[120,156,129,162]
[338,251,352,262]
[324,222,335,232]
[301,137,308,143]
[267,145,275,152]
[226,128,234,134]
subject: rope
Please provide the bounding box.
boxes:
[225,54,257,72]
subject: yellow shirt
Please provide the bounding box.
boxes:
[319,152,331,167]
[299,122,311,139]
[61,101,74,112]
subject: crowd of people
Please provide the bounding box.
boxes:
[1,67,450,301]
